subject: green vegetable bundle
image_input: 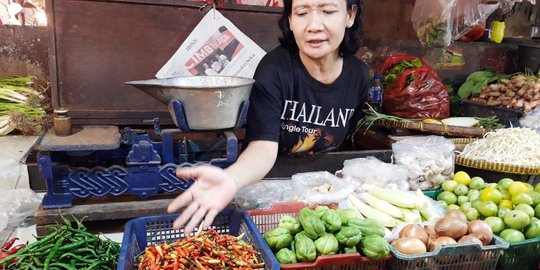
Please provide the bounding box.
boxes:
[0,76,50,135]
[263,207,391,265]
[457,71,504,100]
[0,216,120,269]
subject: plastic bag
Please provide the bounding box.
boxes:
[0,189,42,233]
[520,108,540,131]
[381,54,451,119]
[411,0,455,47]
[235,180,293,210]
[451,0,499,40]
[340,156,410,192]
[392,136,455,190]
[292,171,355,205]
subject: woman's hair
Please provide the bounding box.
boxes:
[278,0,363,57]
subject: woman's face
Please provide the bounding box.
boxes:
[289,0,355,61]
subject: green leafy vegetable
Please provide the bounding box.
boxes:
[457,71,506,100]
[382,58,423,87]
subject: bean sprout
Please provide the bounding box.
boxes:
[458,128,540,166]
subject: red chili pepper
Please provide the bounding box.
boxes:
[8,244,26,255]
[1,238,18,250]
[173,257,179,270]
[0,250,8,260]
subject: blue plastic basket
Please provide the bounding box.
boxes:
[117,208,279,270]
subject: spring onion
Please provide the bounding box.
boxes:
[0,76,48,135]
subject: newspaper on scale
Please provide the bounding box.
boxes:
[156,9,266,79]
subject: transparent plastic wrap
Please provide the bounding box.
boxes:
[340,156,410,192]
[411,0,455,47]
[291,171,356,205]
[392,136,455,190]
[520,108,540,131]
[451,0,499,40]
[235,180,293,210]
[0,189,42,233]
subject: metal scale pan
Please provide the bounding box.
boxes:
[125,75,254,132]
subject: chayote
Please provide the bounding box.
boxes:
[276,248,297,264]
[314,233,339,256]
[294,231,317,262]
[299,208,326,240]
[314,205,330,217]
[263,227,293,251]
[360,235,390,260]
[335,226,362,247]
[347,218,385,237]
[278,215,302,235]
[321,209,342,233]
[343,245,357,254]
[336,208,362,226]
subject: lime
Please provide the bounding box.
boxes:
[457,195,469,206]
[465,208,480,221]
[477,200,498,217]
[480,188,503,204]
[461,202,473,212]
[437,191,458,205]
[504,210,531,230]
[514,204,535,218]
[499,189,511,200]
[438,200,448,208]
[498,178,514,191]
[467,189,480,202]
[509,182,529,196]
[484,216,505,234]
[525,183,534,192]
[535,182,540,193]
[535,203,540,219]
[512,193,534,205]
[498,207,511,219]
[486,183,498,189]
[442,180,458,192]
[525,219,540,239]
[468,176,486,190]
[498,199,513,209]
[500,229,525,242]
[471,199,482,209]
[528,191,540,205]
[454,184,469,196]
[454,171,471,186]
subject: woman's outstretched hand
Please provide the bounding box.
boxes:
[167,165,238,233]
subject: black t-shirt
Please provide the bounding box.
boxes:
[245,46,370,156]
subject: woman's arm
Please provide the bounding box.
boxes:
[167,140,278,232]
[225,140,278,188]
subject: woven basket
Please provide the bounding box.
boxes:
[455,156,540,175]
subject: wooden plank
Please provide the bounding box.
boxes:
[34,196,174,225]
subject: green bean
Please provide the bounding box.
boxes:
[58,253,95,263]
[73,247,98,257]
[33,256,43,267]
[43,236,66,269]
[58,239,95,252]
[87,261,108,270]
[49,262,77,270]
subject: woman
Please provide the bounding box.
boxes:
[168,0,369,232]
